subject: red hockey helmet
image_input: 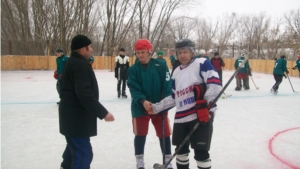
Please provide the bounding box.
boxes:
[134,39,152,53]
[298,55,300,59]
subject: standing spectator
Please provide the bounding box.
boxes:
[54,48,68,104]
[59,35,115,169]
[210,52,225,85]
[271,55,289,94]
[292,55,300,78]
[234,53,251,91]
[115,48,129,98]
[127,39,173,169]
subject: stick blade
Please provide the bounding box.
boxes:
[153,163,165,169]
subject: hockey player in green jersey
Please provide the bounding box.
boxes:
[127,39,173,169]
[156,50,166,62]
[54,48,69,104]
[271,55,289,94]
[234,53,251,91]
[292,55,300,78]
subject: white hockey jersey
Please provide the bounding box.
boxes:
[152,58,222,123]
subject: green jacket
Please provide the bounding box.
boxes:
[273,58,288,76]
[56,55,69,81]
[234,57,250,73]
[170,55,176,64]
[294,59,300,71]
[127,58,172,118]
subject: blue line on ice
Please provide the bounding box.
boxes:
[1,93,299,105]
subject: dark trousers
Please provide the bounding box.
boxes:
[217,70,223,86]
[272,75,283,91]
[56,80,61,96]
[117,79,126,92]
[61,137,93,169]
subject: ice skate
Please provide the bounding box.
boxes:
[165,154,173,169]
[136,154,145,169]
[117,90,121,98]
[270,88,278,94]
[235,86,241,91]
[122,91,128,98]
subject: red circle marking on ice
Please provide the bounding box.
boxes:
[268,127,300,169]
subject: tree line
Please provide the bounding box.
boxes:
[1,0,299,60]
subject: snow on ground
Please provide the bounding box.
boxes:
[1,70,300,169]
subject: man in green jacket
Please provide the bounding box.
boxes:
[55,48,69,104]
[127,39,173,169]
[234,53,251,91]
[271,55,289,94]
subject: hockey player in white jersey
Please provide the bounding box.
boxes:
[148,39,222,169]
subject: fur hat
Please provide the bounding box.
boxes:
[71,35,92,51]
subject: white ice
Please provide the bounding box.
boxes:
[1,70,300,169]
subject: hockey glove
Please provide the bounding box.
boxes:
[292,66,297,70]
[194,84,210,124]
[286,70,289,74]
[247,68,252,76]
[54,70,58,79]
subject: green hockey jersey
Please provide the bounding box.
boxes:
[234,57,250,73]
[273,58,288,76]
[127,58,172,118]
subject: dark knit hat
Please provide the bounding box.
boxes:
[56,48,64,53]
[71,35,92,51]
[214,52,219,56]
[119,48,125,52]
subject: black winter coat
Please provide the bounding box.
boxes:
[59,52,108,137]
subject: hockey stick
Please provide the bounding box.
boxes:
[286,74,299,93]
[249,76,259,90]
[153,58,249,169]
[162,113,166,165]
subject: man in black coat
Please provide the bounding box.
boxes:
[59,34,114,169]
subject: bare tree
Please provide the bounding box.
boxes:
[283,8,300,56]
[98,0,138,56]
[238,13,271,58]
[195,18,218,53]
[215,13,238,57]
[1,0,98,55]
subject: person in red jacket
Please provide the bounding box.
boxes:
[210,52,225,85]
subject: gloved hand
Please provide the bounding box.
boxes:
[194,84,210,124]
[292,67,296,70]
[286,70,289,74]
[54,70,58,79]
[247,68,252,76]
[195,99,210,123]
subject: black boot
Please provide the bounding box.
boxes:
[122,91,127,98]
[118,90,121,98]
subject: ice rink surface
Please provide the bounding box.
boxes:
[1,70,300,169]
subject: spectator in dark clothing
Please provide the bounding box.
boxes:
[210,52,225,85]
[59,34,115,169]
